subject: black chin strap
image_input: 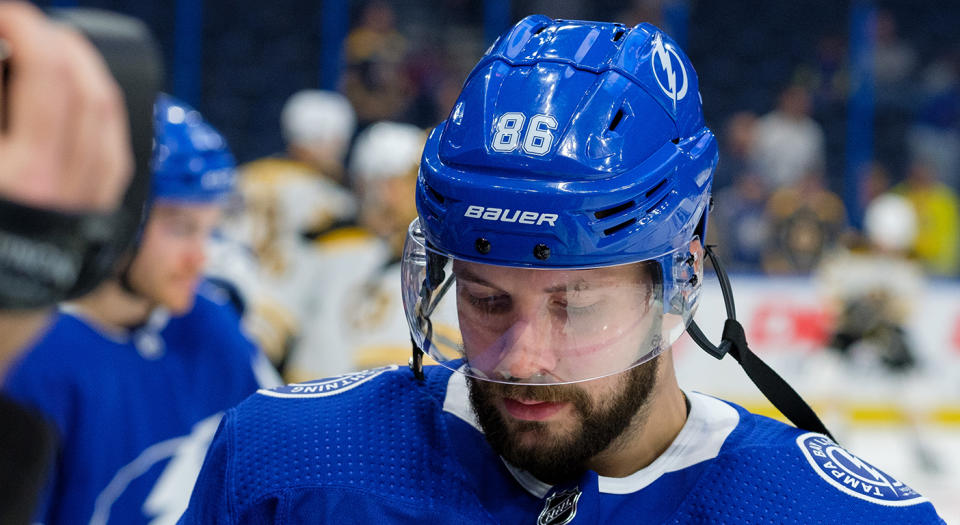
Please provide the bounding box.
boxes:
[686,245,835,442]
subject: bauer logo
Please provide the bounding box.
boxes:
[650,33,688,107]
[258,365,398,399]
[797,432,927,506]
[464,205,558,226]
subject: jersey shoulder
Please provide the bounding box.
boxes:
[674,399,944,523]
[183,365,493,522]
[214,365,472,507]
[3,310,111,388]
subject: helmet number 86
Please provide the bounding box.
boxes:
[491,112,558,156]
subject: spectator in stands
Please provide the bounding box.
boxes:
[808,34,849,111]
[872,9,917,109]
[872,9,918,178]
[709,112,771,273]
[713,111,758,191]
[908,50,960,191]
[709,171,771,274]
[895,159,960,277]
[762,169,847,274]
[343,1,414,129]
[750,83,826,190]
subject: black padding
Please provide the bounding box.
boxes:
[0,9,162,309]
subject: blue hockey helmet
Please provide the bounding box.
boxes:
[402,16,718,384]
[152,94,236,203]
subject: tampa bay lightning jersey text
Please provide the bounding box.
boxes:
[179,365,944,524]
[2,292,277,525]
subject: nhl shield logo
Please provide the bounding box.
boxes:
[537,487,581,525]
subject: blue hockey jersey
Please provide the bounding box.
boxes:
[179,364,944,524]
[2,290,280,525]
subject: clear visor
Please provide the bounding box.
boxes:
[401,219,703,385]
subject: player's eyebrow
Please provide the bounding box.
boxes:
[456,266,592,294]
[455,267,503,290]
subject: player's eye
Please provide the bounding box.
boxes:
[466,293,511,315]
[459,284,512,315]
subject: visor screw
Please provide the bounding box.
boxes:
[533,243,551,260]
[475,238,491,254]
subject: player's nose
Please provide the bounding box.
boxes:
[182,236,208,273]
[492,314,559,382]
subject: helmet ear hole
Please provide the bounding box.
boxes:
[609,108,625,131]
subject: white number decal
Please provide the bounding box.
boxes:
[522,114,558,156]
[491,112,525,152]
[491,112,557,156]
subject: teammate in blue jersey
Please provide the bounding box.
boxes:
[3,94,279,525]
[180,16,945,524]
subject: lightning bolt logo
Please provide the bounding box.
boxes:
[796,432,927,507]
[651,33,688,109]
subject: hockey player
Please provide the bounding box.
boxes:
[3,94,279,525]
[285,121,425,381]
[180,17,944,523]
[816,192,938,472]
[211,90,359,367]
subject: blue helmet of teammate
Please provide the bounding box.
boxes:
[402,16,718,384]
[152,94,236,203]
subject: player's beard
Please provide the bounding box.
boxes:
[467,356,660,485]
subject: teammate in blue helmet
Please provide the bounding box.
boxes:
[180,17,943,523]
[126,93,238,313]
[3,94,278,525]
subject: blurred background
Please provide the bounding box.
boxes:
[28,0,960,520]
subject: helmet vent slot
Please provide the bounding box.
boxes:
[646,193,670,214]
[608,108,625,131]
[594,200,634,219]
[612,28,625,42]
[426,184,445,204]
[644,178,669,198]
[603,218,636,236]
[533,25,546,36]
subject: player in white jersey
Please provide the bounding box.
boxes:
[816,192,938,471]
[211,90,359,367]
[286,121,425,381]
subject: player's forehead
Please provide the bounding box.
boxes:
[451,260,650,292]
